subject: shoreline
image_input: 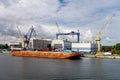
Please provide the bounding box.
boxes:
[82,54,120,59]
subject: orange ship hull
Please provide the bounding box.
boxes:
[11,51,81,59]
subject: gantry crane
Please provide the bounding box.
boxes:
[55,22,80,42]
[95,16,112,56]
[56,31,80,43]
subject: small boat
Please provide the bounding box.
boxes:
[11,51,81,59]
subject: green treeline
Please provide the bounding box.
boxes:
[102,43,120,54]
[0,44,9,49]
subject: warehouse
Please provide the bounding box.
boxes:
[30,38,52,51]
[51,39,71,51]
[72,42,98,54]
[9,42,22,51]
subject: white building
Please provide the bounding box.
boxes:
[9,42,22,51]
[72,42,98,54]
[51,39,71,50]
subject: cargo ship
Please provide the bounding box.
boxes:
[11,51,81,59]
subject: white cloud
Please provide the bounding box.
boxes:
[0,0,120,45]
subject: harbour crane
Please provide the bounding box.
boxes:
[17,26,36,50]
[95,16,112,56]
[24,26,35,49]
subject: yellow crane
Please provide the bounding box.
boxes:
[95,16,112,56]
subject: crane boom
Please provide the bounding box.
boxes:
[95,16,112,56]
[101,16,112,37]
[56,22,61,34]
[17,26,23,38]
[25,26,34,49]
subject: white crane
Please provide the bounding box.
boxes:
[56,22,61,34]
[56,22,64,39]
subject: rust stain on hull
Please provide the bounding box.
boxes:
[11,51,81,59]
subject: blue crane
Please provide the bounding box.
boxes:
[24,26,35,49]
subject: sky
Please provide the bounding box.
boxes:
[0,0,120,46]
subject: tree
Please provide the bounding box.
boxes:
[111,43,120,54]
[5,44,9,49]
[115,43,120,50]
[102,46,113,52]
[0,44,9,49]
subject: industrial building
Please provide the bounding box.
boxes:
[72,42,98,54]
[29,38,52,51]
[9,42,22,51]
[51,39,71,51]
[22,38,72,51]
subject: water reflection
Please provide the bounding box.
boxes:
[0,54,120,80]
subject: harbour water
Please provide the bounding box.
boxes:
[0,53,120,80]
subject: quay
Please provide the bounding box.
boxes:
[83,54,120,59]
